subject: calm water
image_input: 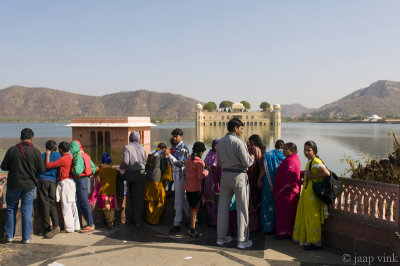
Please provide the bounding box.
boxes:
[1,122,399,176]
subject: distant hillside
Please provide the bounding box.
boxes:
[281,103,316,118]
[0,86,200,121]
[312,80,400,118]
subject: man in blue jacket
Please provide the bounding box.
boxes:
[165,128,190,234]
[37,140,61,238]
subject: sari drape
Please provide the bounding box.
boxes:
[203,147,221,226]
[260,149,285,233]
[247,145,263,232]
[292,158,328,246]
[273,153,301,238]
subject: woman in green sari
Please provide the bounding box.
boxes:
[292,140,330,250]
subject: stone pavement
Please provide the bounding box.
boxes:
[0,224,350,266]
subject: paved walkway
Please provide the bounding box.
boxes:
[0,224,349,266]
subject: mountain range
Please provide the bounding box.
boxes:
[312,80,400,118]
[0,86,199,121]
[280,104,316,118]
[0,80,399,121]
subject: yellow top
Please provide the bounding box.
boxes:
[97,165,117,196]
[304,157,325,185]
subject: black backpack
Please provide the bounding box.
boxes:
[308,159,341,205]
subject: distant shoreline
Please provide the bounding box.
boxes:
[0,118,194,123]
[1,118,400,125]
[282,118,400,124]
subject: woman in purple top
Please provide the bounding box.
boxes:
[203,139,221,226]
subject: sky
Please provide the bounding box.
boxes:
[1,1,400,109]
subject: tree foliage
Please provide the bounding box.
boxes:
[203,102,217,112]
[240,101,251,110]
[219,101,233,111]
[260,102,271,111]
[342,132,400,184]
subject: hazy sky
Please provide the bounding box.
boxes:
[1,1,400,108]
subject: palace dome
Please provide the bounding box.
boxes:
[232,102,245,110]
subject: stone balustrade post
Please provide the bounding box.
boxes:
[397,185,400,229]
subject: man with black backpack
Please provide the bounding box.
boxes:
[1,128,46,244]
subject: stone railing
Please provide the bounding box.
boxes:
[331,177,400,229]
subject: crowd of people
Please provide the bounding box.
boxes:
[1,119,332,251]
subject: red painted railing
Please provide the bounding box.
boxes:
[331,178,400,229]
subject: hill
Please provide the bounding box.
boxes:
[312,80,400,118]
[0,86,200,121]
[280,103,316,118]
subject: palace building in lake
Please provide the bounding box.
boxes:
[195,102,281,142]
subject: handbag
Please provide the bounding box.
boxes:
[307,158,341,205]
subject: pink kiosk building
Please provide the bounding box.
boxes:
[66,117,155,154]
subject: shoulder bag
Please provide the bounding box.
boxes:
[308,158,341,205]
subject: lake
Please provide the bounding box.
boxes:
[1,121,399,176]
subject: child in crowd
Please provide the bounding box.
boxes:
[38,140,61,238]
[95,153,121,229]
[164,138,174,195]
[0,176,7,209]
[46,141,80,233]
[144,143,168,225]
[184,142,208,238]
[228,195,237,237]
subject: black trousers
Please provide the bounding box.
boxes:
[37,180,59,230]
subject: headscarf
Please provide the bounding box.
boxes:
[102,152,112,164]
[70,141,83,156]
[129,131,140,143]
[211,138,219,152]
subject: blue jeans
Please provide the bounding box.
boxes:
[75,177,94,226]
[5,188,35,241]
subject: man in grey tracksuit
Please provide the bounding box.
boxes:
[216,118,254,249]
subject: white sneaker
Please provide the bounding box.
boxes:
[237,240,252,249]
[216,236,232,246]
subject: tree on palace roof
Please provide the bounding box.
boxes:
[219,101,233,112]
[240,101,250,111]
[260,102,271,111]
[203,102,217,112]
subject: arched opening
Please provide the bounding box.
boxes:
[90,131,96,146]
[97,131,103,146]
[140,130,144,144]
[105,131,111,146]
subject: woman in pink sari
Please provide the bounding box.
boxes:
[273,142,301,239]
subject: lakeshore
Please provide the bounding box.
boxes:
[2,121,400,176]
